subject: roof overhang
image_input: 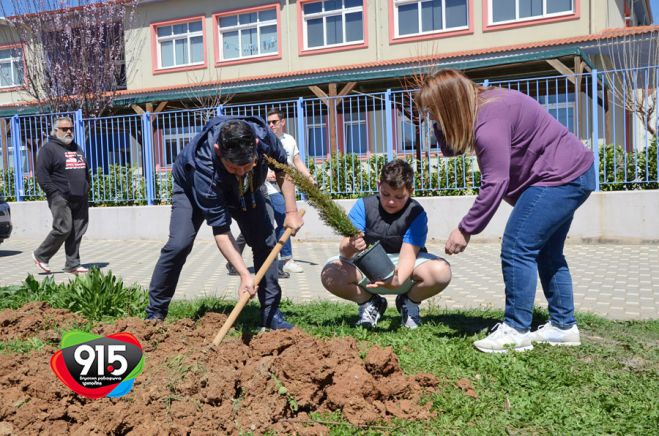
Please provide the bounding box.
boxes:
[112,46,587,107]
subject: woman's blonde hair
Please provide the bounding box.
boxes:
[415,69,487,154]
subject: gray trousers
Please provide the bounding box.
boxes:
[34,194,89,269]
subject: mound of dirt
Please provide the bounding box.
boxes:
[0,301,86,342]
[0,306,470,435]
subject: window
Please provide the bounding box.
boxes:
[538,93,575,133]
[307,122,328,156]
[490,0,574,24]
[0,47,24,88]
[397,116,418,151]
[218,7,279,61]
[302,0,364,50]
[162,126,197,167]
[155,19,204,69]
[344,116,368,154]
[395,0,468,37]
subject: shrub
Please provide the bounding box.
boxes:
[0,269,148,321]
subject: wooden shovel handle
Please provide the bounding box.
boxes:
[211,208,305,346]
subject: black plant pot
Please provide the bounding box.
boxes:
[352,240,395,282]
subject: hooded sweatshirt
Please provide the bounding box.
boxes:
[35,137,90,198]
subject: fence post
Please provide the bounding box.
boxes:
[384,89,394,161]
[295,97,308,200]
[591,69,600,192]
[142,112,155,205]
[74,109,85,148]
[10,115,22,202]
[215,105,223,117]
[296,97,306,163]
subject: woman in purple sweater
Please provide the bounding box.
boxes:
[416,69,595,353]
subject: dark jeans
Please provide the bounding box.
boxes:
[34,194,89,269]
[269,192,292,260]
[146,183,283,326]
[233,189,287,272]
[502,164,596,331]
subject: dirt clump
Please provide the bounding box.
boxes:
[0,301,87,342]
[0,307,444,434]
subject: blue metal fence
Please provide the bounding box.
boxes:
[0,67,656,203]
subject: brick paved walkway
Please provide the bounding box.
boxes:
[1,238,657,320]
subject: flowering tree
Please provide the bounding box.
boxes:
[0,0,138,116]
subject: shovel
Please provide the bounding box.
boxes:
[211,208,305,346]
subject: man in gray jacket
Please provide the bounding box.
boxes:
[33,116,90,275]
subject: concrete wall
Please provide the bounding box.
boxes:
[8,190,659,243]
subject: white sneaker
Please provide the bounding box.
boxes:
[473,323,534,353]
[32,252,51,273]
[531,322,581,346]
[282,260,303,273]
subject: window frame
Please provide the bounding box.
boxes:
[538,92,576,134]
[0,44,26,91]
[298,0,368,55]
[213,3,282,67]
[150,16,207,75]
[390,0,472,44]
[483,0,579,31]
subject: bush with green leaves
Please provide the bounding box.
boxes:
[0,269,148,321]
[91,164,147,206]
[305,152,480,198]
[599,139,658,191]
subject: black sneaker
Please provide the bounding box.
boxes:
[278,269,290,279]
[356,295,388,328]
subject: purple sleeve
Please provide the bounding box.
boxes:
[458,118,512,235]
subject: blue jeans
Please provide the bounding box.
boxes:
[269,192,292,260]
[502,164,595,332]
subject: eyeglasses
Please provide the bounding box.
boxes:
[267,119,281,125]
[58,127,74,132]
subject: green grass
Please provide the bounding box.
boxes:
[182,299,658,435]
[1,279,657,434]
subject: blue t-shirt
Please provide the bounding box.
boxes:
[348,198,428,249]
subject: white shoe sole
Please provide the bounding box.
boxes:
[535,340,581,346]
[474,344,534,353]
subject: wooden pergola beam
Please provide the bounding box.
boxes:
[154,101,168,113]
[546,59,577,85]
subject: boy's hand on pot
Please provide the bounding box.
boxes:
[366,270,401,289]
[445,227,470,255]
[350,235,366,251]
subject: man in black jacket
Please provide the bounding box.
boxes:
[145,115,303,330]
[33,117,90,275]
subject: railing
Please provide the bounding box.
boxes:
[0,67,657,204]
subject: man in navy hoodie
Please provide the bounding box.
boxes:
[145,115,303,329]
[33,116,90,275]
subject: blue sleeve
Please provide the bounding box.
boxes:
[403,211,428,247]
[191,172,230,233]
[347,198,366,232]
